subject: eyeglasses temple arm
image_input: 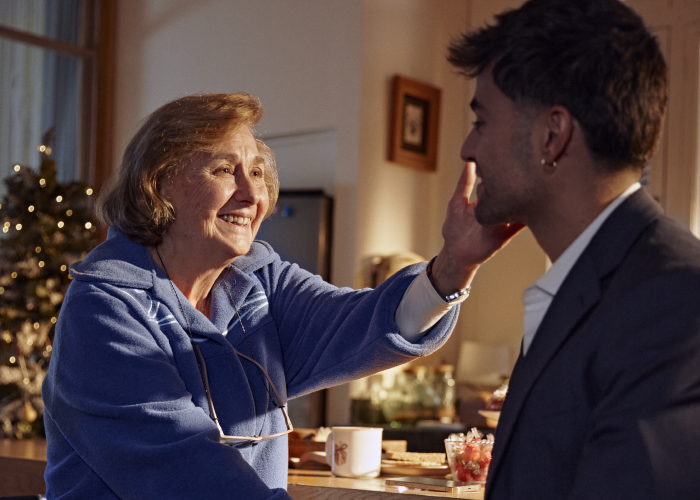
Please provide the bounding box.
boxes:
[234,349,293,430]
[194,344,226,435]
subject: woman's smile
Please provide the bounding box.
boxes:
[217,214,252,226]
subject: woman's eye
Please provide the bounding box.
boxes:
[473,120,485,132]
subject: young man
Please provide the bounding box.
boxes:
[448,1,700,499]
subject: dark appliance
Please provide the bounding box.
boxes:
[256,190,333,428]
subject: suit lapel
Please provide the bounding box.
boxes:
[486,189,664,497]
[487,256,601,489]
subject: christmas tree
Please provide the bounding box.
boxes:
[0,137,99,439]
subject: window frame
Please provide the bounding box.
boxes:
[0,0,115,193]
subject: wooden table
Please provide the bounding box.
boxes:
[288,470,484,500]
[0,439,47,496]
[0,440,484,499]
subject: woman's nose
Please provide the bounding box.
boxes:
[233,172,261,203]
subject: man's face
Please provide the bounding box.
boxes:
[460,68,543,226]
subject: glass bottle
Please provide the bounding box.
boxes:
[436,364,456,423]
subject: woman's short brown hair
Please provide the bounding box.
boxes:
[96,93,279,246]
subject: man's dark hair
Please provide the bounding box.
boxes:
[448,0,667,169]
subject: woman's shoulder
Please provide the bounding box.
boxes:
[70,229,155,289]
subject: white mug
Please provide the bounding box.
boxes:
[324,426,383,478]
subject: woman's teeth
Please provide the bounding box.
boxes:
[218,215,250,226]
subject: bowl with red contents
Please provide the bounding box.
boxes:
[444,429,494,484]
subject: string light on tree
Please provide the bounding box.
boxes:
[0,133,99,439]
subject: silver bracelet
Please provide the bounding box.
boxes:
[426,257,471,303]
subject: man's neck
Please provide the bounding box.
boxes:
[529,168,642,262]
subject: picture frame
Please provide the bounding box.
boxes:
[388,75,442,171]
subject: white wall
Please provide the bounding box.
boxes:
[357,0,469,271]
[352,0,482,370]
[325,0,474,424]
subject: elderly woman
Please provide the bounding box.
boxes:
[41,93,520,499]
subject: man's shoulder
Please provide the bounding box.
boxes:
[588,188,700,275]
[592,210,700,320]
[629,211,700,275]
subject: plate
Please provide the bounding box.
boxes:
[381,463,450,477]
[478,410,500,427]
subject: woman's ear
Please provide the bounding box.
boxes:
[156,171,174,199]
[539,105,574,168]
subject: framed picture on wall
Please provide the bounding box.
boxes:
[388,75,441,171]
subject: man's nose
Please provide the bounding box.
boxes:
[460,129,477,163]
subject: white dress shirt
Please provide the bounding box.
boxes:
[521,182,642,355]
[395,266,468,342]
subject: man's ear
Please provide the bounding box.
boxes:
[539,105,573,168]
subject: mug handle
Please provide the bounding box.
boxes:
[325,433,333,466]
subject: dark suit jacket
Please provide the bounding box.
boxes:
[485,189,700,500]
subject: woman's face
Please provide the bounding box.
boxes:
[160,125,270,262]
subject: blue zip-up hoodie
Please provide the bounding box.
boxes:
[42,229,459,499]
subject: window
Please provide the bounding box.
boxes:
[0,0,114,195]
